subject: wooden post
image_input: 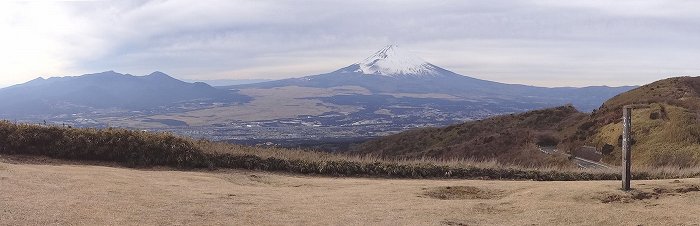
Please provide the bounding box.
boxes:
[622,106,632,191]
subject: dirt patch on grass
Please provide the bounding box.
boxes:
[674,184,700,193]
[599,191,657,203]
[441,219,475,226]
[598,184,700,203]
[246,174,280,185]
[423,186,500,200]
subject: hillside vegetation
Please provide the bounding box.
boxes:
[357,76,700,168]
[562,77,700,167]
[354,106,586,167]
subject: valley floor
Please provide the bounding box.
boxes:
[1,159,699,225]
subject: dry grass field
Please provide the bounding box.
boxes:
[143,86,367,126]
[2,159,699,225]
[95,85,367,128]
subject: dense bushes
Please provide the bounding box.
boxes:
[0,121,211,168]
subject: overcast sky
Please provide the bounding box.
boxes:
[1,0,699,88]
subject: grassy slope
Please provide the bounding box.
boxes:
[563,76,700,167]
[590,103,700,166]
[354,106,586,167]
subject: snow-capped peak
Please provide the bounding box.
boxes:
[352,45,441,77]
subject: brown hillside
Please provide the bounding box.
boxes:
[581,76,700,131]
[354,106,586,167]
[562,76,700,167]
[356,76,700,168]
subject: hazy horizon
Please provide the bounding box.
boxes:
[1,68,648,89]
[2,0,700,87]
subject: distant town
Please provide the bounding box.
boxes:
[12,101,502,150]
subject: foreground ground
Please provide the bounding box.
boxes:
[1,160,699,225]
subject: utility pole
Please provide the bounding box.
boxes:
[622,105,632,191]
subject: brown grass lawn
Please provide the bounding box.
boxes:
[1,159,699,225]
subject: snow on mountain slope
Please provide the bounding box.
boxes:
[342,45,442,77]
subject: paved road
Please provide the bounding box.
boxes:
[572,157,611,169]
[538,146,611,169]
[539,146,559,154]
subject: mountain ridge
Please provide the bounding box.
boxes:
[0,71,249,117]
[230,46,635,112]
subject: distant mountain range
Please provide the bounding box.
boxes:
[0,46,635,142]
[0,71,249,117]
[232,45,635,112]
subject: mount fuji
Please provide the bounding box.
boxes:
[231,45,634,112]
[341,45,445,77]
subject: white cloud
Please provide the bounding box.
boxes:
[1,0,699,87]
[531,0,700,18]
[0,2,73,84]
